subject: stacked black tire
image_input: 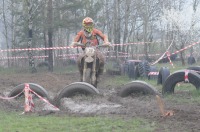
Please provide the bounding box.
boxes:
[137,60,150,78]
[128,61,136,79]
[126,60,158,80]
[157,67,170,85]
[120,61,129,76]
[134,60,151,79]
[148,66,159,80]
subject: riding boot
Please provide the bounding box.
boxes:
[80,75,83,82]
[79,70,83,82]
[96,74,101,83]
[77,54,84,82]
[97,60,105,83]
[97,68,104,83]
[78,64,83,82]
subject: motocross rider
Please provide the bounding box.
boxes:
[71,17,110,82]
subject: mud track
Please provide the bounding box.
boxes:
[0,72,200,132]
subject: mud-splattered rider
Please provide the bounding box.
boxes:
[71,17,110,82]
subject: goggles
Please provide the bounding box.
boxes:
[83,23,94,33]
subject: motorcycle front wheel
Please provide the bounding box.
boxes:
[85,68,97,88]
[85,68,92,84]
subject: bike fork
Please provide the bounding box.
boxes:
[92,54,96,85]
[83,56,87,82]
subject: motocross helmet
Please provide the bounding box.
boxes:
[82,17,94,33]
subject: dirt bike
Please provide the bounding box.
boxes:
[73,42,110,87]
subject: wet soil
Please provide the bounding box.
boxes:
[0,71,200,132]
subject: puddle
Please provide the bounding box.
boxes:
[61,98,121,114]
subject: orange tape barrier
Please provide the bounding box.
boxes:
[156,95,174,117]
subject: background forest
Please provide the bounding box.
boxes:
[0,0,200,72]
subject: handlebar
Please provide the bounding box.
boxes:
[72,42,85,47]
[72,42,112,48]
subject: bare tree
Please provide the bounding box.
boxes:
[2,0,10,67]
[113,0,121,52]
[26,0,37,73]
[159,0,200,65]
[122,0,131,53]
[129,0,161,60]
[189,0,200,55]
[47,0,53,72]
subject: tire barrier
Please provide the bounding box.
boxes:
[123,63,129,75]
[8,83,49,100]
[119,80,158,97]
[128,61,135,79]
[137,60,150,79]
[162,70,200,94]
[187,66,200,75]
[106,69,121,75]
[120,64,128,75]
[134,65,140,79]
[2,83,59,112]
[122,60,141,78]
[120,64,125,75]
[187,56,196,65]
[148,66,158,80]
[108,62,121,75]
[157,67,170,85]
[53,82,100,107]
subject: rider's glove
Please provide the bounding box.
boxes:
[103,42,111,46]
[70,42,77,48]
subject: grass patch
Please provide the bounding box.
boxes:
[104,75,131,86]
[164,93,200,104]
[164,89,200,104]
[162,82,200,103]
[53,64,78,73]
[0,66,29,74]
[0,111,155,132]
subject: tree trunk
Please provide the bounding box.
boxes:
[143,1,149,61]
[180,51,185,66]
[47,0,53,72]
[11,0,16,67]
[189,0,198,55]
[122,0,131,53]
[2,0,10,67]
[113,0,121,48]
[113,0,121,59]
[43,0,48,62]
[27,0,36,73]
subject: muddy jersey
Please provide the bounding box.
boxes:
[73,28,108,46]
